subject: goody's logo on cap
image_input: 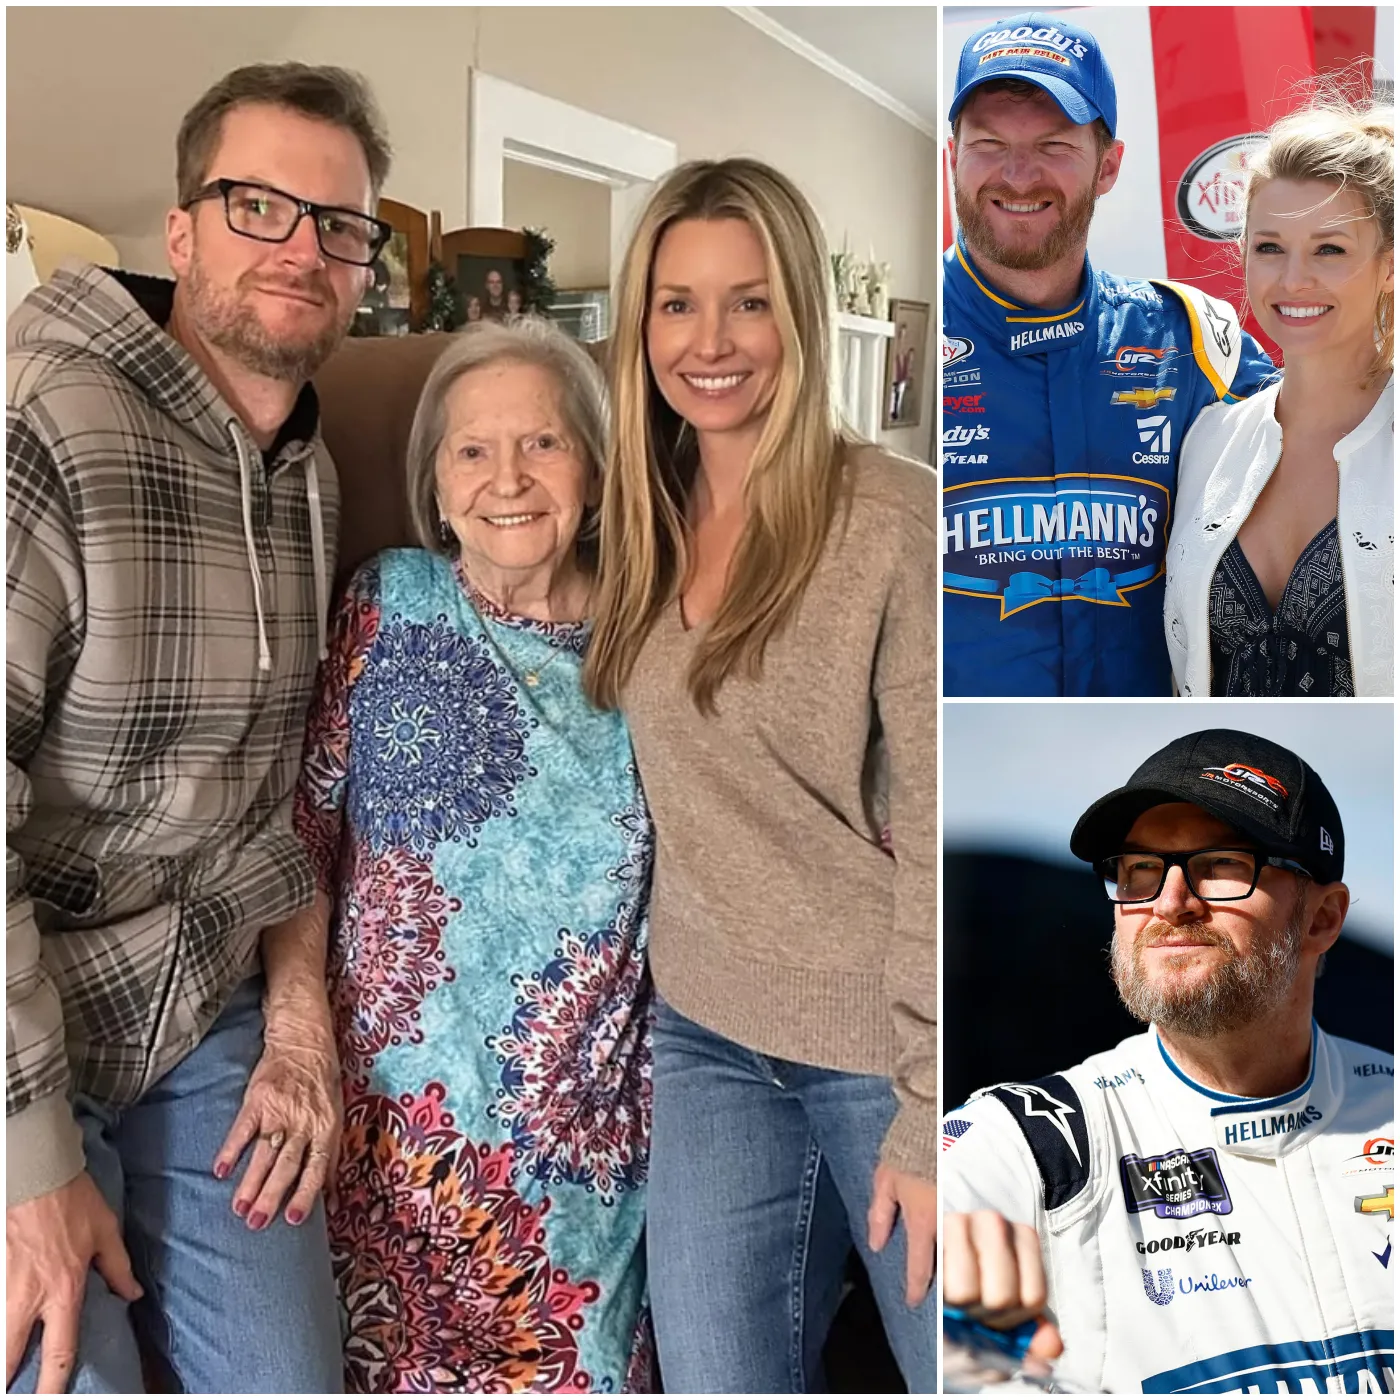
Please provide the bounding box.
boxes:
[950,12,1118,137]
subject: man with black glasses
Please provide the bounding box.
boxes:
[7,64,393,1392]
[941,730,1393,1394]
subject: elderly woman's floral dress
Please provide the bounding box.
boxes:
[294,548,654,1393]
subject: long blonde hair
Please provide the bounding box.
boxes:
[1244,92,1394,386]
[583,158,849,714]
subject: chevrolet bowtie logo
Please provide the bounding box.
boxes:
[1112,387,1178,409]
[1356,1186,1394,1220]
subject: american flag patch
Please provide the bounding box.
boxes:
[943,1118,972,1152]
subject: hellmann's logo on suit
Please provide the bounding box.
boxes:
[1010,320,1086,352]
[1221,1103,1323,1147]
[942,474,1170,620]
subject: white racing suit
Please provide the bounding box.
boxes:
[942,1025,1394,1393]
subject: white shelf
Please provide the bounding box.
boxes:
[836,311,895,439]
[837,310,896,338]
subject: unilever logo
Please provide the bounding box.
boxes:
[942,472,1170,619]
[1142,1267,1253,1307]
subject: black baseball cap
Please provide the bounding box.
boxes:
[1070,729,1344,885]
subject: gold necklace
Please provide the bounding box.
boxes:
[520,642,566,688]
[458,560,580,686]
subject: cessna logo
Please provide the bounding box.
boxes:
[1113,387,1177,410]
[1134,414,1172,464]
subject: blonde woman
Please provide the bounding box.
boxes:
[584,159,938,1391]
[1166,100,1394,696]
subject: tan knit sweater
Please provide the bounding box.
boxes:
[623,445,938,1178]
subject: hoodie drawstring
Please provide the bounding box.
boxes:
[231,429,329,671]
[233,429,273,673]
[303,456,329,662]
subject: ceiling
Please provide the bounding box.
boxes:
[753,6,940,132]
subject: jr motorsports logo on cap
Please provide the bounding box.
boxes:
[1198,763,1288,810]
[943,473,1169,619]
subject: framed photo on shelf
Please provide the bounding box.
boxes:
[352,197,428,336]
[882,297,931,431]
[549,288,611,342]
[441,227,528,324]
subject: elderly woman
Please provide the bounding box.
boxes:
[285,320,653,1392]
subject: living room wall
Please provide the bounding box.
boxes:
[7,6,936,458]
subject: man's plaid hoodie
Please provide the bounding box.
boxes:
[6,265,340,1205]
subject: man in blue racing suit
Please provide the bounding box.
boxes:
[943,13,1278,695]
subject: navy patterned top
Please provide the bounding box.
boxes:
[1208,520,1353,697]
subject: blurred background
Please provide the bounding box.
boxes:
[943,702,1395,1110]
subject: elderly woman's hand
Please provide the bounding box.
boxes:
[214,995,342,1230]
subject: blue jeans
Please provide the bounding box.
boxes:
[9,978,343,1394]
[647,995,938,1393]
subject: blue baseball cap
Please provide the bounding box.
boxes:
[949,12,1118,137]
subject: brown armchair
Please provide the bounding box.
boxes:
[314,332,455,589]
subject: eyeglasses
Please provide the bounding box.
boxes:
[1097,848,1313,904]
[182,179,392,267]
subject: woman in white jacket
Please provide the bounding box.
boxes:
[1166,100,1393,697]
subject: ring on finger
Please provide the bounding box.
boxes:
[262,1129,287,1151]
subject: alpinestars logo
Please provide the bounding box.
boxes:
[998,1083,1082,1165]
[1203,298,1236,358]
[1135,414,1172,465]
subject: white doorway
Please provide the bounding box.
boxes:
[468,72,677,292]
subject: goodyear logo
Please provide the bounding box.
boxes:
[1112,386,1177,410]
[943,473,1170,619]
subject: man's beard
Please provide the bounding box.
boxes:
[1111,895,1307,1038]
[183,249,351,383]
[955,175,1099,273]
